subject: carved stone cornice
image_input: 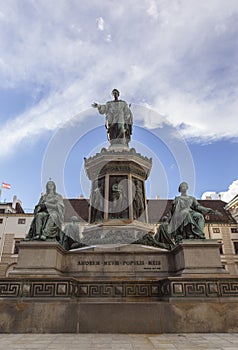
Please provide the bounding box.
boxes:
[84,148,152,180]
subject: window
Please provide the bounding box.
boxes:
[0,218,3,224]
[233,242,238,255]
[0,209,5,213]
[205,215,210,220]
[217,240,223,255]
[231,228,238,233]
[18,218,26,224]
[13,240,21,254]
[213,228,220,233]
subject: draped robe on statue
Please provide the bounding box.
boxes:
[97,100,133,144]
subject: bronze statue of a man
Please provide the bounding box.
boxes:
[92,89,133,145]
[133,179,145,220]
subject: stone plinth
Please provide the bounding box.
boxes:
[172,240,226,276]
[10,239,227,279]
[2,240,238,333]
[9,242,65,278]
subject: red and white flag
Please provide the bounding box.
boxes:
[2,182,11,189]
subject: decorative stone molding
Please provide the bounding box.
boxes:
[1,278,238,299]
[158,278,238,298]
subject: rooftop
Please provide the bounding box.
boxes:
[63,198,236,224]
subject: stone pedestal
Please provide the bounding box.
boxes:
[84,147,152,225]
[9,242,65,278]
[172,240,227,276]
[2,239,238,333]
[10,239,226,279]
[10,241,170,279]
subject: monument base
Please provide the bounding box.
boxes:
[9,240,227,278]
[1,278,238,333]
[1,240,237,333]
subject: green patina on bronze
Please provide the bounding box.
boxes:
[25,180,64,243]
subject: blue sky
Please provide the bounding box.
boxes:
[0,0,238,211]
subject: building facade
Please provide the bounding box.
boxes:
[225,194,238,223]
[0,198,33,276]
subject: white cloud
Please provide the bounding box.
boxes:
[202,180,238,202]
[97,17,104,31]
[152,89,238,140]
[0,79,104,160]
[0,0,238,159]
[201,192,221,200]
[147,0,158,19]
[106,34,112,42]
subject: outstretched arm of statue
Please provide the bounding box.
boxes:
[201,207,222,217]
[92,102,107,115]
[194,199,222,216]
[208,209,222,216]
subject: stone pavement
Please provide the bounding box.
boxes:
[0,334,238,350]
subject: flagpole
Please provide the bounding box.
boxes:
[1,181,4,203]
[0,180,3,203]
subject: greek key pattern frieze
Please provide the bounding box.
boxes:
[1,279,238,299]
[220,282,238,296]
[0,282,21,297]
[160,279,238,298]
[0,280,74,298]
[31,281,71,297]
[76,282,159,298]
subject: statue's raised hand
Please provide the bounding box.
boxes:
[91,102,98,108]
